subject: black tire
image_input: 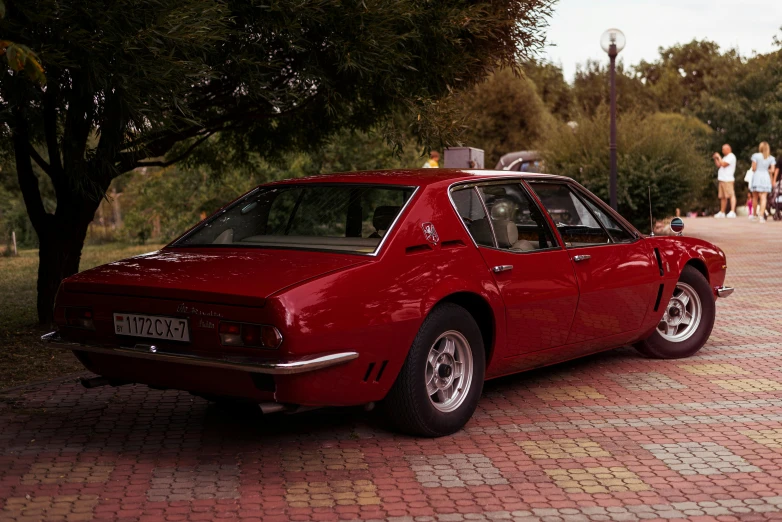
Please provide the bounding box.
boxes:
[383,303,485,437]
[634,265,716,359]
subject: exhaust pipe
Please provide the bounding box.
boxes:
[259,402,288,414]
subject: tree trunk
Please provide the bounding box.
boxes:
[36,197,101,327]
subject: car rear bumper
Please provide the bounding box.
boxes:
[41,331,358,375]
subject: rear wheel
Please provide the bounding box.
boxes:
[383,303,485,437]
[635,265,715,359]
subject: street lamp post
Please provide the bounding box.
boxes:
[601,29,626,210]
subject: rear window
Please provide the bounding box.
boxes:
[175,184,416,254]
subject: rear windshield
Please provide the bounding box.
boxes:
[175,184,416,254]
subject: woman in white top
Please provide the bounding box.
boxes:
[750,142,776,222]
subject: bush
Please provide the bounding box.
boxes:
[458,68,556,167]
[541,109,714,231]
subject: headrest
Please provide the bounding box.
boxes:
[468,218,518,248]
[468,219,494,247]
[492,219,518,248]
[373,206,401,231]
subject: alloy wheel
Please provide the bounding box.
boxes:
[425,331,474,413]
[657,282,702,343]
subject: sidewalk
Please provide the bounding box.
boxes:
[1,217,781,522]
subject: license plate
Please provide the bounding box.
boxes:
[113,313,190,342]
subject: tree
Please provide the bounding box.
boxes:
[695,48,782,164]
[541,110,713,230]
[572,59,658,118]
[522,60,573,121]
[635,40,742,113]
[1,0,555,324]
[457,68,556,166]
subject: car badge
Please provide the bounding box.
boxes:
[422,222,439,245]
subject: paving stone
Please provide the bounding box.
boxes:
[642,441,761,475]
[531,386,606,401]
[677,363,751,375]
[606,372,687,391]
[517,438,611,459]
[711,378,782,392]
[146,465,240,501]
[406,454,508,488]
[544,467,651,493]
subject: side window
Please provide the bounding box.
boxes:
[452,187,495,247]
[529,182,611,247]
[477,183,557,251]
[579,194,635,243]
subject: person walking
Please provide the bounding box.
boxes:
[749,142,776,222]
[713,144,737,218]
[422,151,440,168]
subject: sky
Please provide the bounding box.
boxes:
[541,0,782,82]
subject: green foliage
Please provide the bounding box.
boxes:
[636,41,742,113]
[121,128,425,244]
[0,0,46,85]
[541,110,714,231]
[457,68,556,166]
[573,60,659,117]
[523,61,574,121]
[695,49,782,163]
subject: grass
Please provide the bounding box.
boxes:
[0,243,164,390]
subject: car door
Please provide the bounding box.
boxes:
[451,181,579,356]
[527,181,660,346]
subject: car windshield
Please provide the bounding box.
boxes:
[175,184,415,254]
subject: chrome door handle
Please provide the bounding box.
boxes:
[572,255,591,263]
[492,265,513,273]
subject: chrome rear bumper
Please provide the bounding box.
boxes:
[716,286,735,298]
[41,331,358,375]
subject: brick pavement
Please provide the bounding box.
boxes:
[1,217,781,522]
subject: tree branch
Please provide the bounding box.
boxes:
[43,83,63,176]
[29,147,55,178]
[135,131,216,169]
[12,107,49,234]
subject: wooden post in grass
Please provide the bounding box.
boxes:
[11,231,17,256]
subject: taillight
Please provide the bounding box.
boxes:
[218,321,282,349]
[65,307,95,330]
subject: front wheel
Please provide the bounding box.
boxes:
[383,303,485,437]
[634,265,716,359]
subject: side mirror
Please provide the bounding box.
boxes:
[670,217,684,236]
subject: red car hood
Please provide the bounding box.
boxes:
[61,248,367,306]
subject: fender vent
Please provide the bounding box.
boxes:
[363,362,376,382]
[654,248,664,276]
[374,360,388,382]
[406,244,432,255]
[363,361,389,382]
[441,239,466,249]
[653,284,665,312]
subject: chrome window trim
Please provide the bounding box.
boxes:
[474,187,499,249]
[448,178,564,254]
[170,184,420,258]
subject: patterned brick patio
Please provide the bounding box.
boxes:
[1,217,781,521]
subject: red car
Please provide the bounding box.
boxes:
[45,170,734,436]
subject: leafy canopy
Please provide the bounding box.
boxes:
[2,0,555,193]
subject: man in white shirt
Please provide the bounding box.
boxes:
[713,144,737,218]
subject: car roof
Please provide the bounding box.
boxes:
[263,169,571,188]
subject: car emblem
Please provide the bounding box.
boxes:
[422,222,439,245]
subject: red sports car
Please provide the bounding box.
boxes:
[45,170,734,436]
